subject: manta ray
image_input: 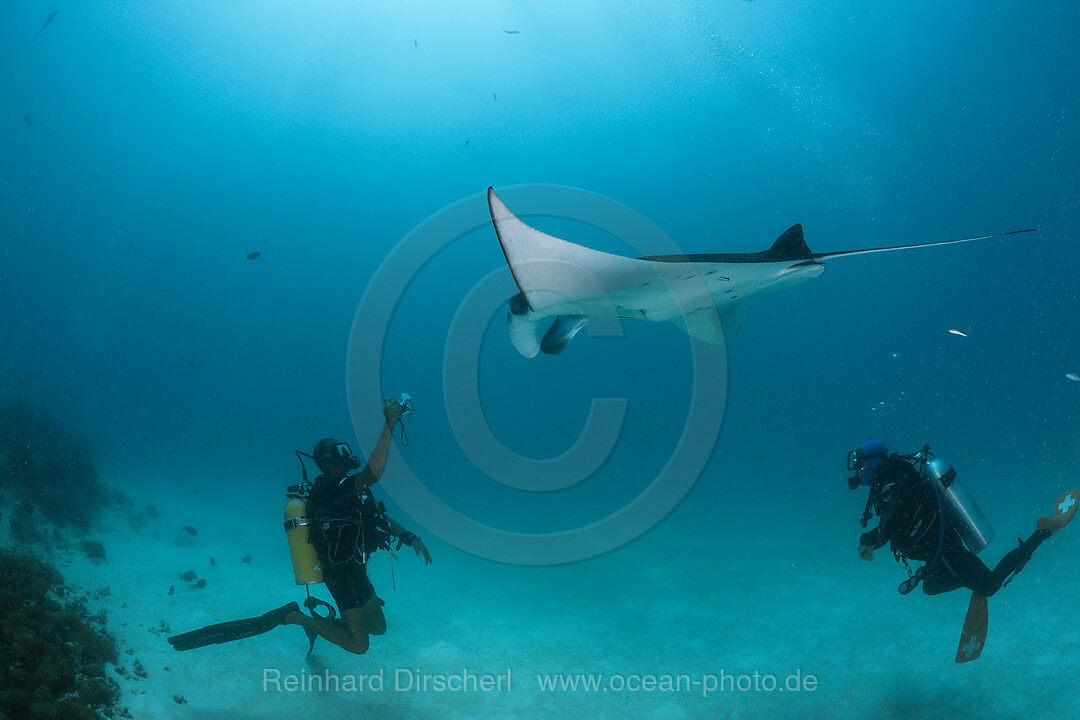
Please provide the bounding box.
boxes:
[486,187,1034,357]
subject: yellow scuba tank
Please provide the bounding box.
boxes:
[284,498,323,585]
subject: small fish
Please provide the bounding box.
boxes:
[194,579,207,589]
[183,526,199,536]
[241,554,252,564]
[502,28,520,34]
[493,92,497,102]
[948,329,968,338]
[179,570,196,582]
[1067,373,1080,382]
[209,557,216,566]
[465,139,470,146]
[246,251,262,260]
[24,116,32,125]
[167,585,175,596]
[414,39,418,47]
[36,10,58,39]
[188,361,196,369]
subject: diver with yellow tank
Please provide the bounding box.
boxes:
[168,396,430,655]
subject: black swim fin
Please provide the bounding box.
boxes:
[168,602,300,651]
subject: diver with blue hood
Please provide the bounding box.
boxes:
[848,438,1075,597]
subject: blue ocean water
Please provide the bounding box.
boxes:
[3,2,1079,718]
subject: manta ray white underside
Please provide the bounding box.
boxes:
[487,187,1034,357]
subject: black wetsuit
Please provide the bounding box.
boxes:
[861,454,1049,597]
[306,473,392,610]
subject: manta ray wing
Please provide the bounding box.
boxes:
[489,188,678,319]
[489,188,769,355]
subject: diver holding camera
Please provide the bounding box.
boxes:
[168,395,430,656]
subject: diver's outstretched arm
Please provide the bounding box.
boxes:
[353,400,404,490]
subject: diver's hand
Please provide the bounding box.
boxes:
[858,544,874,562]
[383,398,404,425]
[413,537,432,565]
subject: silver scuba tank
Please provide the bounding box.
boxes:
[926,457,995,553]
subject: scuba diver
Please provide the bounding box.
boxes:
[168,397,431,655]
[848,438,1076,597]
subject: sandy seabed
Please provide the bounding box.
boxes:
[18,476,1078,720]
